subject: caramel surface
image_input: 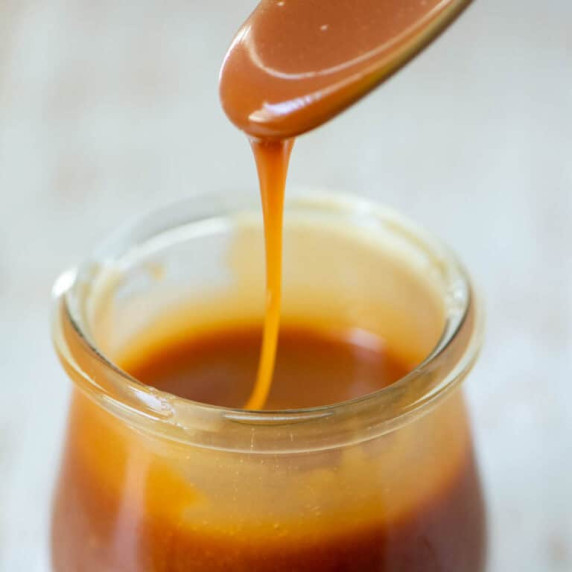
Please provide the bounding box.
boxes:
[119,323,410,410]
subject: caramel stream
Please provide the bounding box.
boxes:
[246,138,293,409]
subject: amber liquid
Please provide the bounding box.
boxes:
[119,324,410,410]
[246,139,293,409]
[52,322,486,571]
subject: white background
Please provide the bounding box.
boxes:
[0,0,571,570]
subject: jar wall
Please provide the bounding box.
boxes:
[52,387,485,571]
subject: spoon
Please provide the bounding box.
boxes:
[220,0,472,140]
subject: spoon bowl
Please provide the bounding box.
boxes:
[220,0,473,139]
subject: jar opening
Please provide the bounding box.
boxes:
[53,191,483,453]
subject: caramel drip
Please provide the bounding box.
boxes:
[246,138,293,409]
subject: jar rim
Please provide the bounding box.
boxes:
[52,190,483,453]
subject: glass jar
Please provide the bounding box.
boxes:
[51,191,486,571]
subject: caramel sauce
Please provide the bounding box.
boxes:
[245,139,293,409]
[118,323,411,410]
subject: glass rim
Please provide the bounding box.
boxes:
[52,190,484,453]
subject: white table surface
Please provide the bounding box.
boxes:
[0,0,571,570]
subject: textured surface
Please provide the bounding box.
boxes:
[0,0,570,570]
